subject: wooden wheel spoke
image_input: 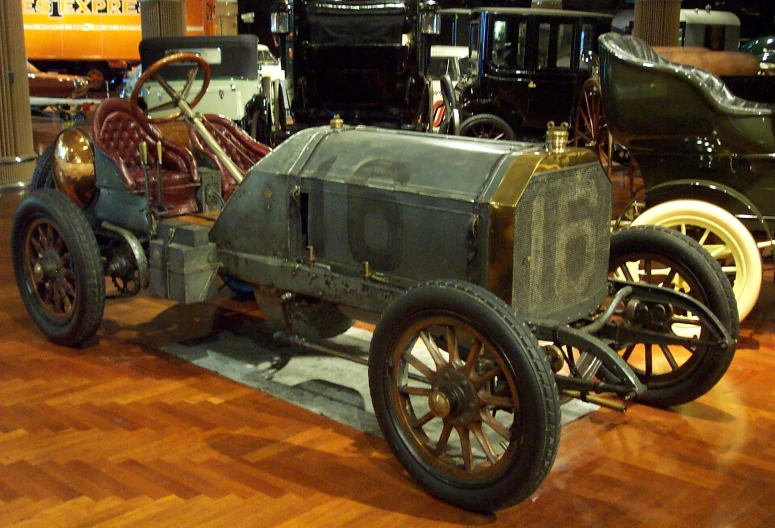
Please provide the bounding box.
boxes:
[659,344,680,371]
[44,225,55,247]
[411,411,435,429]
[622,344,636,362]
[445,326,462,368]
[462,340,483,377]
[419,330,448,370]
[63,280,77,299]
[402,350,436,382]
[472,365,502,388]
[644,259,653,283]
[645,343,653,377]
[478,390,512,410]
[42,282,54,304]
[709,246,732,259]
[698,228,711,246]
[61,290,74,314]
[53,287,64,312]
[470,423,499,466]
[660,268,678,288]
[434,423,453,457]
[31,236,45,255]
[480,410,513,442]
[456,426,474,471]
[398,384,431,396]
[617,263,636,282]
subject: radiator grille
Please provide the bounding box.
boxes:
[511,163,611,321]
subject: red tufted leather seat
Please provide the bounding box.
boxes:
[91,98,200,216]
[188,114,271,201]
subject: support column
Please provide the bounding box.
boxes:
[0,0,35,185]
[633,0,682,47]
[140,0,188,39]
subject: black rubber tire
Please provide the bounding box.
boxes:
[459,113,516,141]
[608,225,738,406]
[12,189,105,346]
[31,141,56,190]
[369,280,559,512]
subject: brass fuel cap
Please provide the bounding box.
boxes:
[330,114,344,129]
[545,121,569,153]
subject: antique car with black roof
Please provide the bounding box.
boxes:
[12,48,737,512]
[269,0,442,132]
[455,7,613,141]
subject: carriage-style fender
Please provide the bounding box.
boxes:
[616,178,772,242]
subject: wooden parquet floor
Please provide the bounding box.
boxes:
[1,182,775,527]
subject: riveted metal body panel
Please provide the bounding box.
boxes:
[210,124,610,323]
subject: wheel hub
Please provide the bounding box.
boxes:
[33,254,62,282]
[430,368,479,425]
[428,390,451,418]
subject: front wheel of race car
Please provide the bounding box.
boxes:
[369,280,560,512]
[630,199,761,322]
[12,189,105,346]
[608,225,738,407]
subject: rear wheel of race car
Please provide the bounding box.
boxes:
[369,280,559,512]
[459,114,516,141]
[608,225,738,406]
[631,199,761,322]
[12,189,105,346]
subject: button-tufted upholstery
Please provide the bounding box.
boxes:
[91,98,200,216]
[188,114,271,201]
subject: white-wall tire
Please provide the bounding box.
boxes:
[631,199,761,321]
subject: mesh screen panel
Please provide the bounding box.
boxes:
[511,163,611,320]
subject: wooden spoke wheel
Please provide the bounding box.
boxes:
[369,280,559,512]
[573,78,613,177]
[631,200,762,322]
[607,225,738,406]
[11,190,105,346]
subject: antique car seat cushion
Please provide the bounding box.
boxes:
[602,34,771,116]
[653,47,761,77]
[91,98,199,215]
[189,113,271,200]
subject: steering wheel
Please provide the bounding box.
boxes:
[129,52,211,124]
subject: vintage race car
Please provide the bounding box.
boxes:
[12,52,738,512]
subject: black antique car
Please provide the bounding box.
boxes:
[269,0,440,131]
[600,32,775,322]
[456,7,612,141]
[12,51,738,512]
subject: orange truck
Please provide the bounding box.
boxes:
[22,0,217,89]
